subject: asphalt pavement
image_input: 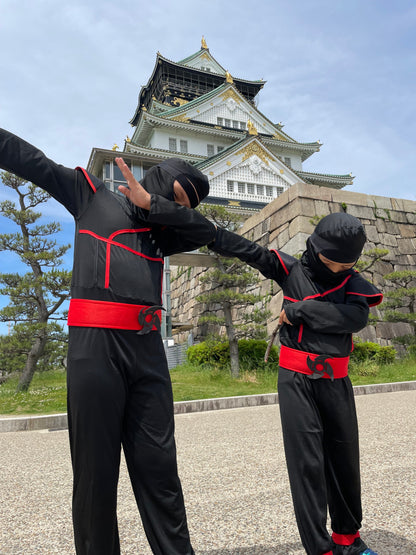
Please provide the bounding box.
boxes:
[0,389,415,555]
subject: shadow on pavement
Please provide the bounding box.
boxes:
[199,530,416,554]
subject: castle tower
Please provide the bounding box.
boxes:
[86,39,354,340]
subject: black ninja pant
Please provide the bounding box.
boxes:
[278,368,362,555]
[66,327,194,555]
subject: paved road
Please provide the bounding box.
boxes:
[0,390,415,555]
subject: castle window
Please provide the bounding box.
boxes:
[266,186,274,197]
[180,140,188,153]
[232,120,240,129]
[284,157,292,167]
[217,146,224,153]
[227,180,234,192]
[256,185,264,196]
[276,186,284,196]
[240,122,246,130]
[217,117,223,126]
[238,182,245,194]
[207,144,215,156]
[247,183,255,194]
[169,138,177,151]
[224,118,231,127]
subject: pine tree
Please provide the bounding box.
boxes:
[0,171,71,391]
[196,205,270,377]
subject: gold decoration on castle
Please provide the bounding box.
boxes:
[171,114,190,123]
[273,132,288,141]
[201,36,208,49]
[173,97,189,107]
[125,136,131,143]
[112,144,119,151]
[226,161,231,166]
[236,142,271,165]
[220,88,241,104]
[247,120,258,135]
[201,52,210,61]
[225,71,233,84]
[228,200,241,207]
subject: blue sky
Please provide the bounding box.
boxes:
[0,0,415,333]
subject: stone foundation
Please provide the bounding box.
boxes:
[171,183,416,348]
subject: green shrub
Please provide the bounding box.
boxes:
[351,340,396,364]
[187,339,279,369]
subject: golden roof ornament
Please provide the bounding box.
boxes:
[247,120,258,135]
[201,36,208,49]
[126,136,131,143]
[112,144,119,151]
[225,71,233,84]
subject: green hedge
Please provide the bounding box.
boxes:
[350,339,396,364]
[187,339,279,369]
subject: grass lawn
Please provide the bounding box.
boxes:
[0,358,415,416]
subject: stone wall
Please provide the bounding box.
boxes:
[170,182,416,347]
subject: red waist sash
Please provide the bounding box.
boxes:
[67,299,162,333]
[279,345,349,380]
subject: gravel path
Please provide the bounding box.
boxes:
[0,390,415,555]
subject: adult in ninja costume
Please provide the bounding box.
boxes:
[208,213,382,555]
[0,128,217,555]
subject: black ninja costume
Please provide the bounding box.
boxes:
[209,213,382,555]
[0,128,216,555]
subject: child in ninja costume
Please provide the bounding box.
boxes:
[208,212,382,555]
[0,128,217,555]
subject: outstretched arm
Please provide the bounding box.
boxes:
[0,128,94,217]
[210,227,292,286]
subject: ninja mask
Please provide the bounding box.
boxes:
[302,213,367,286]
[140,158,209,208]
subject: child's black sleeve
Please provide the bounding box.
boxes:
[284,295,370,334]
[209,227,293,286]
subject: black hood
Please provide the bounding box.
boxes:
[140,158,209,208]
[309,212,366,263]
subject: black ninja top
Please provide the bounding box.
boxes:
[0,128,216,328]
[210,213,383,358]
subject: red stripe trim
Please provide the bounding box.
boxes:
[298,323,303,342]
[332,531,360,546]
[279,345,349,379]
[284,296,299,303]
[76,167,96,192]
[109,228,152,239]
[67,299,161,331]
[303,275,352,301]
[322,552,333,555]
[271,249,289,275]
[79,230,164,263]
[284,276,352,304]
[347,290,383,306]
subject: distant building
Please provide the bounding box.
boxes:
[86,38,354,338]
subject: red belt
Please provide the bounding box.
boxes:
[279,345,349,380]
[67,299,162,333]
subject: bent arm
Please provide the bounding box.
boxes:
[284,296,370,334]
[0,128,93,217]
[147,194,217,255]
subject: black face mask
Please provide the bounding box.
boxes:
[301,238,354,287]
[140,159,210,208]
